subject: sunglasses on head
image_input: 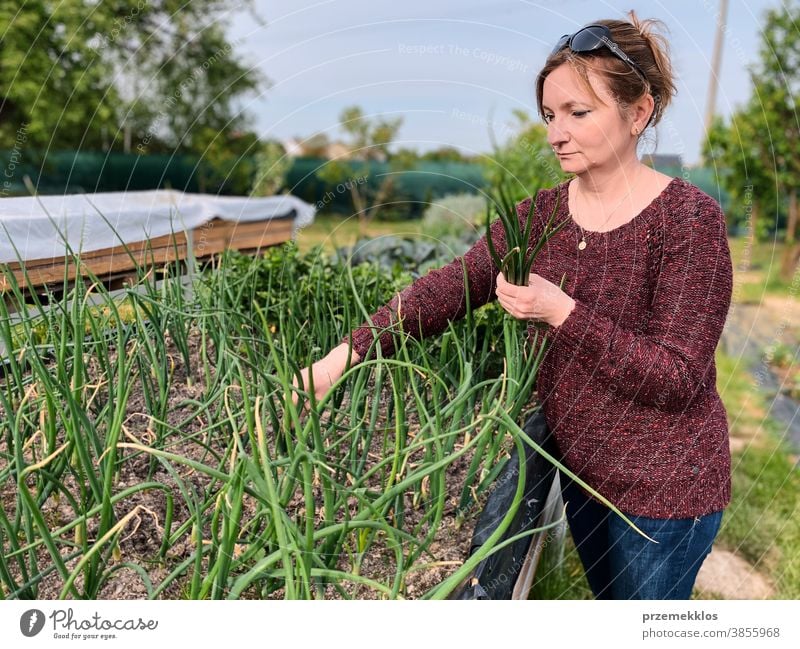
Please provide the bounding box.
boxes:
[550,24,649,86]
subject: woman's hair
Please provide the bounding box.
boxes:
[535,10,677,132]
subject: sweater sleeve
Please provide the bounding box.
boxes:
[548,192,733,413]
[340,195,538,361]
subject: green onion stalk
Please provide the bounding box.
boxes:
[485,180,570,419]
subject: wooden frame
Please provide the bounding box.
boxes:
[0,216,294,294]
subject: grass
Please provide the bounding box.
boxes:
[295,213,423,255]
[529,519,593,600]
[722,237,800,599]
[728,236,800,302]
[714,348,800,598]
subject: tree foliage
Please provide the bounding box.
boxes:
[0,1,264,159]
[704,110,776,241]
[481,110,566,203]
[702,0,800,277]
[314,105,408,231]
[251,140,291,197]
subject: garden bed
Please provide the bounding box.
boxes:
[1,244,545,599]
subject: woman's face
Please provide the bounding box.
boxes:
[541,62,641,175]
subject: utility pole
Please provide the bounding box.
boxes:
[704,0,730,136]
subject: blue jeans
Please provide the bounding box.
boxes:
[560,472,723,599]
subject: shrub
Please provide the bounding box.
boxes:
[421,193,487,241]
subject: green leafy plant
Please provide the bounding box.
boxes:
[421,193,487,240]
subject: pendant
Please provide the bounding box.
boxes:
[578,239,587,250]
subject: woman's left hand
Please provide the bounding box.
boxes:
[495,272,576,327]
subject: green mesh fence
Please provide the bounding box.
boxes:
[0,151,212,195]
[0,152,491,221]
[285,158,490,218]
[0,149,747,228]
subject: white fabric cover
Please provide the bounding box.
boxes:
[0,190,315,263]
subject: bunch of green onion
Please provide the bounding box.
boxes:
[482,181,570,419]
[486,180,569,287]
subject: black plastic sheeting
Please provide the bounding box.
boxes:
[450,408,558,600]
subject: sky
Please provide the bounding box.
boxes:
[226,0,785,166]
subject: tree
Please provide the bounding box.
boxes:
[192,127,260,195]
[314,105,405,233]
[703,110,775,252]
[335,105,402,162]
[0,1,264,162]
[420,146,475,163]
[0,0,119,150]
[703,1,800,280]
[251,140,291,197]
[125,13,264,158]
[754,2,800,279]
[481,110,566,202]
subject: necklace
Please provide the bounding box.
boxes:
[572,169,644,250]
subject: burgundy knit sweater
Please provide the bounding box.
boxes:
[341,177,734,519]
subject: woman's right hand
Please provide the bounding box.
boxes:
[291,343,360,414]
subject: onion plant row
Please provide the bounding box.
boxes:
[0,234,640,600]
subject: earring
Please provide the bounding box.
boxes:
[633,126,641,135]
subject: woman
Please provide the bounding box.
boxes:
[295,12,733,600]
